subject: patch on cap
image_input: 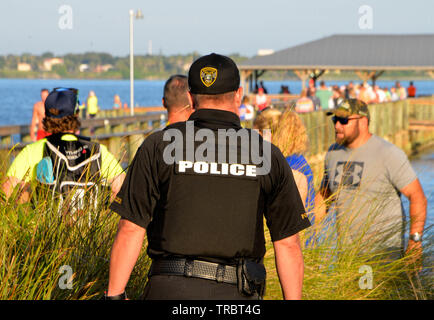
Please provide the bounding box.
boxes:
[200,67,217,87]
[188,53,240,95]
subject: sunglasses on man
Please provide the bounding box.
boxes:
[332,115,361,125]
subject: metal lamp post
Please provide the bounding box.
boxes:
[129,9,143,116]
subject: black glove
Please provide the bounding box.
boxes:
[103,291,127,300]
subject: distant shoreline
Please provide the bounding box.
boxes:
[0,74,432,81]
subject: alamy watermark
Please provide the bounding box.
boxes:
[59,265,73,290]
[358,265,373,289]
[163,122,272,176]
[358,5,373,30]
[58,5,73,30]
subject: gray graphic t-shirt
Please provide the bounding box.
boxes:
[322,135,417,249]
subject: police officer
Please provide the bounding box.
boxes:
[106,53,310,300]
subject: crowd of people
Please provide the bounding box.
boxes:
[244,80,418,115]
[2,54,427,301]
[305,80,417,111]
[303,80,418,111]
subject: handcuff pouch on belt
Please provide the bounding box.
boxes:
[236,259,266,298]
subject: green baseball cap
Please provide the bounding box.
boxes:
[326,98,370,120]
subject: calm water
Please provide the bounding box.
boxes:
[404,151,434,243]
[0,78,432,239]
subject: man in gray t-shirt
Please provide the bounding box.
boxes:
[320,99,426,259]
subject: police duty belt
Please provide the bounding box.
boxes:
[149,258,238,285]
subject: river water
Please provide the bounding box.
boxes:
[405,150,434,245]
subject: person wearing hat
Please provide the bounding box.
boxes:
[1,88,125,204]
[319,98,426,263]
[106,53,310,300]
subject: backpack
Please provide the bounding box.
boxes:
[37,133,102,223]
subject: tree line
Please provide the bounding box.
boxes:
[0,52,428,81]
[0,52,248,80]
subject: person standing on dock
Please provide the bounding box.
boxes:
[113,94,122,109]
[162,75,193,125]
[255,87,270,113]
[319,98,427,264]
[316,81,333,110]
[295,88,315,113]
[86,90,99,119]
[407,81,417,98]
[30,88,50,141]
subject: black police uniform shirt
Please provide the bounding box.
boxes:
[110,109,310,265]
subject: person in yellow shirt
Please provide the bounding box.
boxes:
[2,88,125,205]
[87,90,99,118]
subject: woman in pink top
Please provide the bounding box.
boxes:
[295,88,314,113]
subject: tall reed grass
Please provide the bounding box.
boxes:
[0,149,150,300]
[0,149,432,300]
[263,183,433,300]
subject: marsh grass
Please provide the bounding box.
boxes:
[263,186,433,300]
[0,149,150,300]
[0,148,432,300]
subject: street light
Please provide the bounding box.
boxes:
[129,9,143,116]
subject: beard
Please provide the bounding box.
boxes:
[335,127,359,146]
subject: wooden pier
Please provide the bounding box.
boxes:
[0,107,167,167]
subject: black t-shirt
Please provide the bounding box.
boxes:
[110,109,310,263]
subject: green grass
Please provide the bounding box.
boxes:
[0,149,150,300]
[0,186,151,300]
[0,149,432,300]
[262,198,433,300]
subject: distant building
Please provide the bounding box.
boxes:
[17,63,32,72]
[183,63,191,72]
[94,64,114,73]
[42,58,64,71]
[257,49,275,56]
[79,64,89,72]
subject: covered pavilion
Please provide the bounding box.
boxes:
[239,34,434,94]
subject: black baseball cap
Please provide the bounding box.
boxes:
[45,88,79,118]
[188,53,240,95]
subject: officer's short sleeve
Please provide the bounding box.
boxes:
[109,136,159,229]
[264,148,311,242]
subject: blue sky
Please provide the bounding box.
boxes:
[0,0,432,57]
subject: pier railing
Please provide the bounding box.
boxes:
[0,109,167,166]
[297,98,434,158]
[1,98,433,169]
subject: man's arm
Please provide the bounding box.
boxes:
[400,178,427,255]
[1,176,31,203]
[107,218,146,296]
[108,173,126,202]
[273,233,304,300]
[291,169,307,209]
